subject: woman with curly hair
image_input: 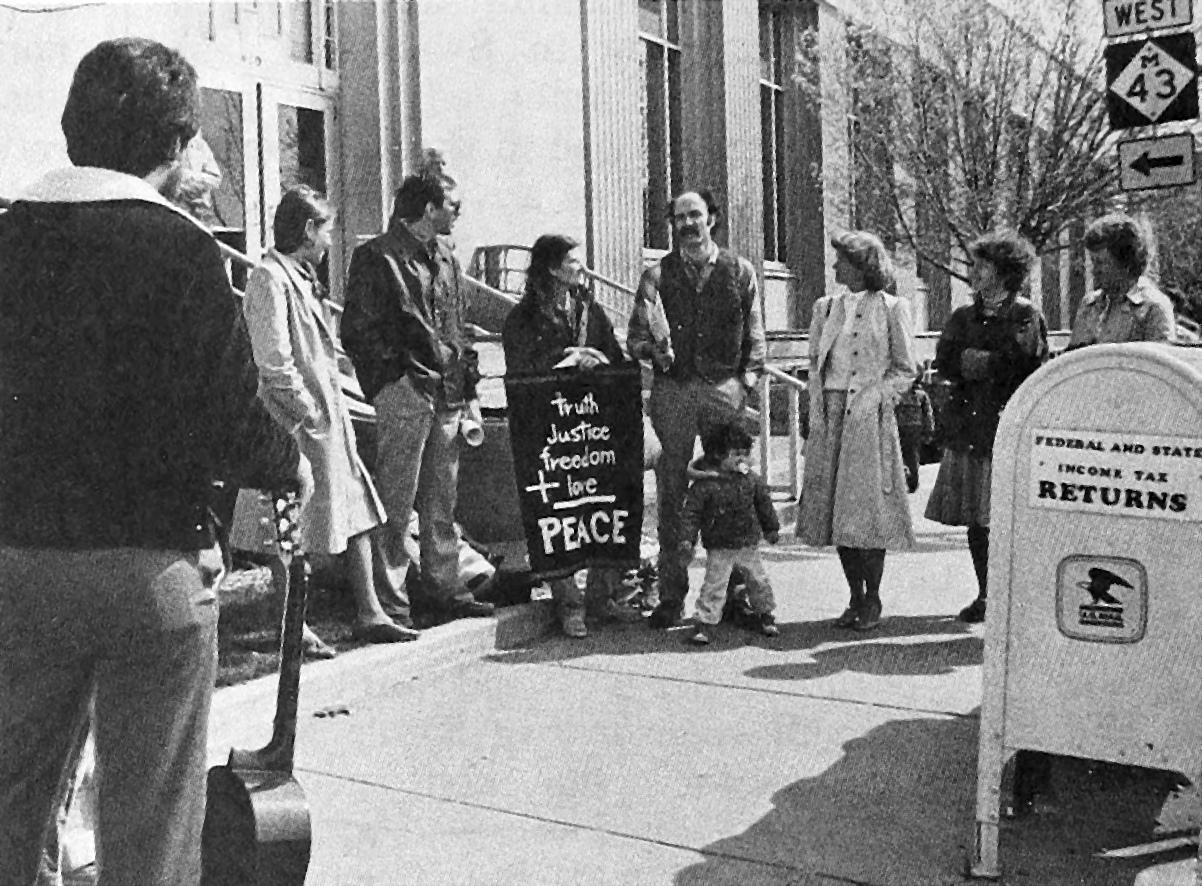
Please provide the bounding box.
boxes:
[925,229,1048,623]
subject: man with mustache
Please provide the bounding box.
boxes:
[628,189,766,628]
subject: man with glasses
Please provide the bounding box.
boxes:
[628,188,767,629]
[342,173,494,624]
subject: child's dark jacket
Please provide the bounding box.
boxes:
[680,460,779,550]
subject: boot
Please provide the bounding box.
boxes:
[856,549,886,632]
[835,547,865,628]
[961,525,990,623]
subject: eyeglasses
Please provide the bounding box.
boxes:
[446,199,462,215]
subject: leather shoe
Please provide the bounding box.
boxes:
[381,608,416,629]
[647,602,683,629]
[351,620,420,643]
[959,597,987,623]
[301,633,338,660]
[448,598,495,619]
[854,602,882,632]
[834,607,859,628]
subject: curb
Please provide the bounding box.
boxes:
[207,599,555,765]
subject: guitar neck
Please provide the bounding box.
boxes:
[229,507,308,774]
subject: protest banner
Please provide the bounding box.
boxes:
[504,365,643,579]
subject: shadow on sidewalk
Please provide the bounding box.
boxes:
[672,716,1187,886]
[746,636,981,682]
[485,614,976,678]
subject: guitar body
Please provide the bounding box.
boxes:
[202,494,312,886]
[202,765,310,886]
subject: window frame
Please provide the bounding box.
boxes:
[760,4,788,266]
[639,0,683,254]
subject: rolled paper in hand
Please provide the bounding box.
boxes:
[460,398,485,447]
[640,293,674,368]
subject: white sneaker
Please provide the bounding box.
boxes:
[690,627,711,645]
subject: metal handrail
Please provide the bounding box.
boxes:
[583,267,637,298]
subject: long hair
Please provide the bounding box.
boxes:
[523,234,580,305]
[831,230,894,292]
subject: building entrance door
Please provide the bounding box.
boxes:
[197,79,339,296]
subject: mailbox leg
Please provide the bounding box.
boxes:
[969,746,1013,880]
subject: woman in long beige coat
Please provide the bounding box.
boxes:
[240,186,417,647]
[799,231,916,631]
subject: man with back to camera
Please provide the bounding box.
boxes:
[1067,212,1175,349]
[342,172,495,624]
[628,189,767,629]
[0,38,303,886]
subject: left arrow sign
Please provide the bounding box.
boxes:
[1118,133,1196,191]
[1130,151,1186,177]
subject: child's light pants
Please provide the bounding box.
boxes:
[692,546,775,625]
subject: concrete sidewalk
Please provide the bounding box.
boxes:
[210,465,1199,886]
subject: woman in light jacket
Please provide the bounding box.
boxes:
[240,186,417,648]
[799,231,916,631]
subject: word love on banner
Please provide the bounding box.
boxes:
[504,366,644,579]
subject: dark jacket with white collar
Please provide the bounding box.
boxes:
[0,168,300,550]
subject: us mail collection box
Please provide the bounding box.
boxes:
[972,343,1202,879]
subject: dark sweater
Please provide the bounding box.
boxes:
[680,462,779,550]
[501,286,626,377]
[0,198,300,550]
[933,296,1048,456]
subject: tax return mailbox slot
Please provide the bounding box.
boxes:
[971,343,1202,879]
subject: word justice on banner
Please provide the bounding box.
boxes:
[504,366,644,579]
[1028,429,1202,521]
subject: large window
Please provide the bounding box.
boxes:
[639,0,683,251]
[847,32,896,250]
[760,6,787,263]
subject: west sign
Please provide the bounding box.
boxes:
[1104,0,1194,38]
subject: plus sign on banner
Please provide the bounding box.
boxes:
[1106,31,1199,128]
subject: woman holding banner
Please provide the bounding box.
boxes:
[799,231,916,632]
[502,234,643,638]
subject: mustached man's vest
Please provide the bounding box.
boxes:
[658,248,751,383]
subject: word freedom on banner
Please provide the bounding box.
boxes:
[505,366,644,579]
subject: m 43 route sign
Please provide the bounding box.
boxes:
[1105,31,1198,128]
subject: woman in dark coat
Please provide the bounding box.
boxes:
[925,229,1048,622]
[502,234,638,638]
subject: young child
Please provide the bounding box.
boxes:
[679,423,781,645]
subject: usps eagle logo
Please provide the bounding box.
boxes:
[1078,567,1131,629]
